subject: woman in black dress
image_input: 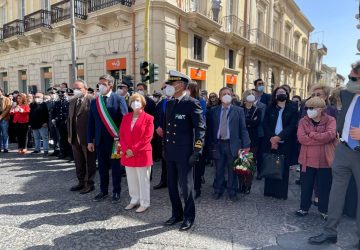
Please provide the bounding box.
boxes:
[263,87,298,200]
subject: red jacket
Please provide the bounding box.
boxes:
[297,114,336,170]
[120,111,154,167]
[10,104,30,124]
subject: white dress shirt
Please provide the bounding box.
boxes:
[342,94,360,143]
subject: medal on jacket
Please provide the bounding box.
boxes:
[96,96,122,159]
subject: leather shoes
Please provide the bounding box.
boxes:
[79,186,95,194]
[70,184,84,192]
[153,182,167,190]
[229,195,239,202]
[112,193,121,203]
[179,219,194,231]
[164,216,183,226]
[93,192,108,202]
[308,233,337,245]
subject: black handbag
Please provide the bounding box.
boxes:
[260,152,285,180]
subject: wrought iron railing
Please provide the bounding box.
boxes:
[3,19,24,39]
[255,29,272,50]
[179,0,222,24]
[24,9,52,32]
[222,15,249,39]
[51,0,87,23]
[88,0,133,12]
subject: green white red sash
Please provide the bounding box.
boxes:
[96,95,122,159]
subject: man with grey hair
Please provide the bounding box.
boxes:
[309,61,360,248]
[87,74,128,203]
[68,80,97,194]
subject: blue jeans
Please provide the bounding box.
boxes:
[32,127,49,152]
[0,120,9,150]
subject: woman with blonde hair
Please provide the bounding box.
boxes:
[296,97,337,220]
[10,94,30,154]
[120,93,154,213]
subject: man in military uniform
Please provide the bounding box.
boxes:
[163,70,206,231]
[47,87,60,156]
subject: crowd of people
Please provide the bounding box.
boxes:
[0,61,359,247]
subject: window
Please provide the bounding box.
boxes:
[0,6,6,27]
[193,35,203,61]
[18,0,25,19]
[228,49,234,69]
[284,25,291,47]
[257,60,262,79]
[42,67,53,91]
[42,0,50,11]
[257,11,264,32]
[19,70,27,93]
[302,41,307,59]
[0,72,8,94]
[293,35,300,54]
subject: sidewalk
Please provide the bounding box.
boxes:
[0,146,357,249]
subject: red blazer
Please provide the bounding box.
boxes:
[120,111,154,167]
[10,104,30,124]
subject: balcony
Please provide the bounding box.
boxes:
[24,10,52,32]
[3,19,24,39]
[179,0,222,35]
[51,0,87,37]
[51,0,87,23]
[88,0,133,12]
[87,0,133,29]
[255,29,272,51]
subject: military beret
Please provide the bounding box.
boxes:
[87,87,94,93]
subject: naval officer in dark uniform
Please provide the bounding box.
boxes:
[163,70,206,231]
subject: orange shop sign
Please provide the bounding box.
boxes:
[190,68,206,80]
[106,58,126,70]
[226,74,237,85]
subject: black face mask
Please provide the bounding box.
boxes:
[276,94,287,102]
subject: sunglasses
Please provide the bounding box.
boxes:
[348,75,360,81]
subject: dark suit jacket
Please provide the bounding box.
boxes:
[263,102,298,155]
[259,93,271,106]
[87,92,128,146]
[154,98,167,129]
[337,90,356,136]
[163,95,206,162]
[68,94,93,146]
[256,101,266,138]
[206,105,251,159]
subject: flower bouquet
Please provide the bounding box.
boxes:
[233,150,256,176]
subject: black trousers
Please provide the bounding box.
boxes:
[300,167,332,213]
[167,161,195,221]
[14,123,28,149]
[58,121,71,157]
[194,153,206,191]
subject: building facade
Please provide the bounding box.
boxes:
[0,0,313,98]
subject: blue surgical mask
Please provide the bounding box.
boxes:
[257,86,265,92]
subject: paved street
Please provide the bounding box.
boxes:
[0,146,357,250]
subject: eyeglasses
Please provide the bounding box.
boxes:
[311,93,323,97]
[348,75,360,81]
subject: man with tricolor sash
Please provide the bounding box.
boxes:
[87,74,128,203]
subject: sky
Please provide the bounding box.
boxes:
[295,0,359,78]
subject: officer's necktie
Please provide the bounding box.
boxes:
[219,107,228,139]
[348,96,360,149]
[76,98,82,109]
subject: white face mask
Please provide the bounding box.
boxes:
[99,84,108,95]
[131,100,142,110]
[165,85,175,97]
[35,98,42,104]
[137,90,145,96]
[185,90,191,96]
[73,89,82,97]
[117,89,124,96]
[346,80,360,93]
[307,109,318,119]
[221,94,232,104]
[246,94,256,103]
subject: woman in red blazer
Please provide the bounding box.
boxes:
[120,93,154,213]
[10,94,30,154]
